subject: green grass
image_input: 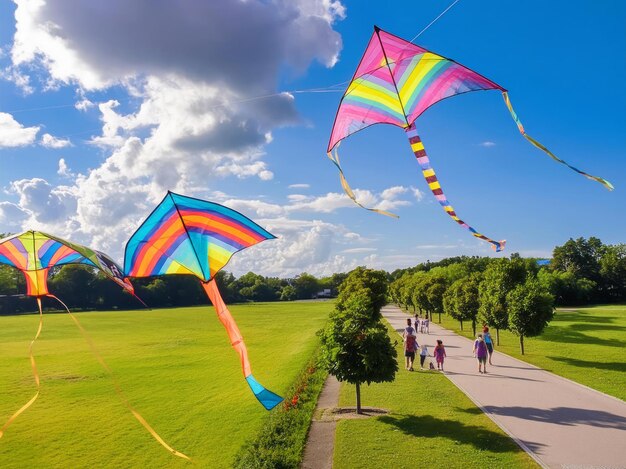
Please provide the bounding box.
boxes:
[333,323,538,469]
[433,305,626,401]
[0,301,331,468]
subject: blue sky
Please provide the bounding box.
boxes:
[0,0,624,277]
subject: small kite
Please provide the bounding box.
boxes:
[124,191,283,412]
[327,26,613,252]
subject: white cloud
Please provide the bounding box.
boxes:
[0,201,30,231]
[3,0,348,272]
[288,183,310,189]
[341,247,377,254]
[41,133,72,148]
[480,141,496,147]
[0,112,40,147]
[57,158,74,178]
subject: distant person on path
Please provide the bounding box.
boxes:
[419,343,429,370]
[403,318,415,338]
[473,333,488,374]
[433,339,446,371]
[424,317,430,334]
[403,318,417,371]
[483,326,494,365]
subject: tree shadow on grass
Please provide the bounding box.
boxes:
[538,328,626,348]
[547,356,626,373]
[555,311,617,323]
[378,414,544,454]
[481,406,626,430]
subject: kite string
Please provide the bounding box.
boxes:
[408,0,462,43]
[47,294,191,462]
[0,297,44,439]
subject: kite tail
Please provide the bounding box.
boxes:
[202,280,283,411]
[502,91,613,191]
[47,294,191,462]
[0,298,44,440]
[406,124,506,252]
[327,143,400,218]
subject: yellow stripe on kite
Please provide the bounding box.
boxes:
[348,85,404,116]
[410,141,424,152]
[399,53,443,105]
[422,168,435,178]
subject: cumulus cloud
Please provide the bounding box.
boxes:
[3,0,347,273]
[0,201,30,231]
[41,132,72,148]
[0,112,40,147]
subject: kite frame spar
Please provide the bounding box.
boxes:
[326,26,612,251]
[124,191,283,412]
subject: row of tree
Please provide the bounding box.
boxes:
[390,254,559,354]
[0,265,348,314]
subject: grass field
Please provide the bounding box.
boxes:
[333,323,537,469]
[433,305,626,401]
[0,300,331,468]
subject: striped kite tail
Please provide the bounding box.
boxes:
[406,124,506,252]
[502,91,613,191]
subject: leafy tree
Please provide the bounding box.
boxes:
[552,237,604,288]
[49,265,97,309]
[336,267,388,313]
[443,273,481,335]
[318,287,397,414]
[293,273,320,299]
[426,275,447,323]
[599,244,626,301]
[279,285,297,301]
[478,258,528,345]
[506,279,555,354]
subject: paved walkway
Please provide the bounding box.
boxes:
[301,375,340,469]
[383,305,626,469]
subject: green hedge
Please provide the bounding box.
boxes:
[233,348,327,468]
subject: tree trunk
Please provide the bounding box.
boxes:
[520,335,525,355]
[459,320,463,331]
[472,320,476,337]
[356,381,362,414]
[496,328,500,346]
[438,311,441,323]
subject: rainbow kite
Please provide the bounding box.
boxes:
[328,26,613,251]
[124,191,283,411]
[0,232,189,457]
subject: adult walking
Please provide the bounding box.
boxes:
[483,326,494,365]
[473,333,488,374]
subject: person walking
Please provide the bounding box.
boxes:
[483,326,494,365]
[419,343,429,370]
[423,317,430,334]
[473,333,488,374]
[433,339,446,371]
[404,333,418,371]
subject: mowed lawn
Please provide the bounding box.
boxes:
[0,300,331,468]
[435,305,626,401]
[334,324,537,469]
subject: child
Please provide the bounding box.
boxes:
[419,343,429,370]
[473,333,488,374]
[404,333,418,371]
[433,339,446,371]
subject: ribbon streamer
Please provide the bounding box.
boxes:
[202,280,283,410]
[502,92,613,191]
[48,294,191,462]
[0,298,44,439]
[327,143,400,219]
[407,124,506,252]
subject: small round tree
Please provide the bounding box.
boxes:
[506,279,555,354]
[319,273,397,414]
[443,273,481,335]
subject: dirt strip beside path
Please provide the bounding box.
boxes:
[383,305,626,469]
